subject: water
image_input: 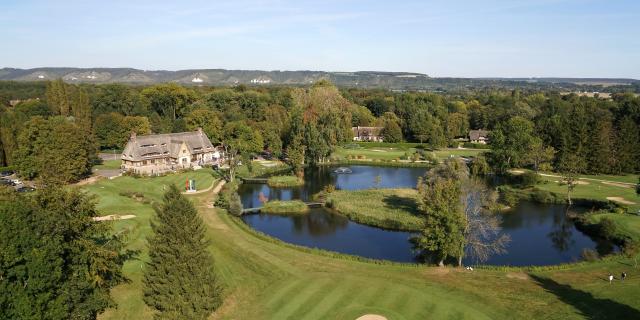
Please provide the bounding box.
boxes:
[240,165,616,266]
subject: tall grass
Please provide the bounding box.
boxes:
[326,189,424,231]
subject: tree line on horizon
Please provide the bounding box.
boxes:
[0,80,638,183]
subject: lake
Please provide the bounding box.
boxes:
[240,165,616,266]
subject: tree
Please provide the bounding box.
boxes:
[380,115,403,143]
[616,116,640,173]
[93,83,148,116]
[0,187,125,319]
[528,140,555,172]
[558,153,586,205]
[144,185,222,319]
[13,116,96,183]
[45,79,71,116]
[461,179,510,264]
[185,109,223,143]
[489,116,537,173]
[414,160,466,266]
[142,84,196,120]
[221,121,263,181]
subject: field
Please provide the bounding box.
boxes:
[326,188,424,231]
[85,171,640,319]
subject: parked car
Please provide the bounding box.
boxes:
[11,179,22,185]
[0,179,15,186]
[16,186,35,193]
[0,170,14,177]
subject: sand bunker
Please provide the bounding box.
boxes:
[606,197,636,205]
[356,315,388,320]
[93,214,136,221]
[602,181,634,189]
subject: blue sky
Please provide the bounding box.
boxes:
[1,0,639,78]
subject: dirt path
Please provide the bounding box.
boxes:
[182,179,222,195]
[538,173,636,186]
[606,197,637,205]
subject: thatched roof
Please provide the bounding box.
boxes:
[122,129,215,161]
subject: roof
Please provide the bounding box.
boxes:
[352,126,383,137]
[122,129,215,161]
[469,129,490,141]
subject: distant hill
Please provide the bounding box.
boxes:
[0,67,637,91]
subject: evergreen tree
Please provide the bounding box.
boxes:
[144,185,222,319]
[616,116,640,173]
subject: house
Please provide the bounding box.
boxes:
[121,128,223,175]
[469,129,490,144]
[352,126,384,142]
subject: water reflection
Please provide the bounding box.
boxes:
[240,165,617,266]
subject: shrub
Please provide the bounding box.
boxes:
[228,192,243,216]
[531,189,555,203]
[323,184,336,194]
[519,171,540,187]
[580,248,599,262]
[598,217,617,239]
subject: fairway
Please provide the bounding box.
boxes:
[87,171,640,320]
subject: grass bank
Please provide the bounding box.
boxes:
[90,172,640,320]
[267,175,304,188]
[260,200,309,215]
[326,189,423,231]
[94,159,122,170]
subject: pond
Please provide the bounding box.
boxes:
[239,165,616,266]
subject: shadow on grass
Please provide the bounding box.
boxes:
[530,274,640,319]
[382,195,421,217]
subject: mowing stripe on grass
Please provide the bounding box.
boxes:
[304,280,361,320]
[269,278,332,319]
[264,278,308,309]
[277,278,336,319]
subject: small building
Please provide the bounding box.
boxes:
[352,126,384,142]
[121,128,223,175]
[469,129,490,144]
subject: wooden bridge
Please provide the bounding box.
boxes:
[242,202,324,214]
[240,177,268,184]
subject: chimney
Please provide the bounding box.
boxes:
[130,131,137,141]
[197,127,203,135]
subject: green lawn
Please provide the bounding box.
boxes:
[333,144,487,163]
[89,172,640,319]
[94,159,122,170]
[83,170,216,320]
[587,212,640,242]
[326,188,424,231]
[534,174,640,212]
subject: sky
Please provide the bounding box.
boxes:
[1,0,639,78]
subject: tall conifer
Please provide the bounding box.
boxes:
[144,185,222,320]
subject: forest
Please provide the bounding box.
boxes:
[0,80,639,183]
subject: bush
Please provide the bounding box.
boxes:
[580,248,599,262]
[228,192,243,216]
[531,189,556,203]
[598,217,617,239]
[519,172,540,187]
